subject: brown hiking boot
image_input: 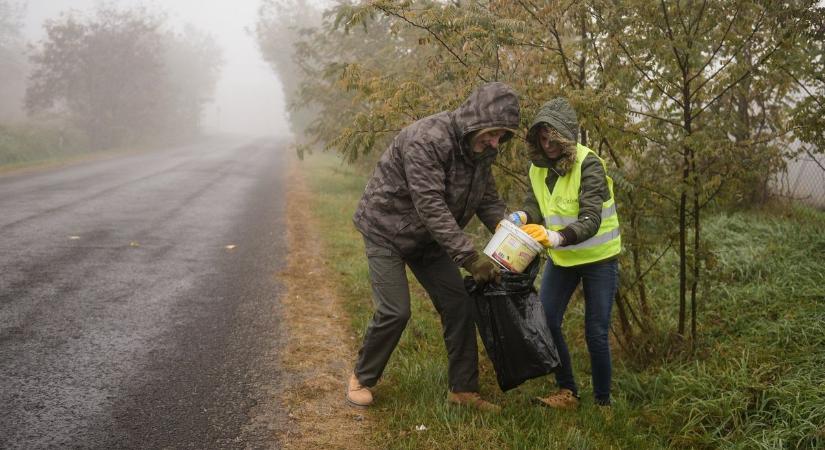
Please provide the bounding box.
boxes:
[447,391,501,413]
[535,388,580,409]
[346,374,373,408]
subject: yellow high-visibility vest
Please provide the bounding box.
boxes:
[529,144,621,267]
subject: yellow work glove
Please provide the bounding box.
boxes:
[521,224,563,248]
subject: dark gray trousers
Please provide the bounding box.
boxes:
[354,238,479,393]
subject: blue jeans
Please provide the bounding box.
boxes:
[539,257,618,404]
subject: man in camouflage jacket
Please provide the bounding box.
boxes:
[346,82,520,412]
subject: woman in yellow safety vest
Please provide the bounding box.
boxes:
[509,98,620,409]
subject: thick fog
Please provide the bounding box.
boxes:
[22,0,290,137]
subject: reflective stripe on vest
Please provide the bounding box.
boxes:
[529,144,621,267]
[544,203,618,227]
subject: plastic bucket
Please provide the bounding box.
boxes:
[483,220,544,273]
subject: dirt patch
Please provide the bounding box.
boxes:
[270,155,371,449]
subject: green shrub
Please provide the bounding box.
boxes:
[0,123,89,166]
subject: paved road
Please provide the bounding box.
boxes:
[0,137,288,448]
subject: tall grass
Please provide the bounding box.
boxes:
[302,152,824,449]
[618,210,825,448]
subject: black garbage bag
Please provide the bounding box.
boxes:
[465,259,560,392]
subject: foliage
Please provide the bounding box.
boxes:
[259,0,467,167]
[0,0,27,122]
[257,0,824,357]
[599,0,811,347]
[0,0,22,47]
[161,24,224,139]
[788,5,825,163]
[256,0,323,140]
[25,5,223,149]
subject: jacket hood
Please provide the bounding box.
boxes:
[528,98,578,142]
[527,98,579,171]
[452,82,520,149]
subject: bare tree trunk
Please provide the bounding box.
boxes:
[690,151,701,351]
[628,199,651,320]
[613,291,633,345]
[678,158,688,337]
[678,69,692,338]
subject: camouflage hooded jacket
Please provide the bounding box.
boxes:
[353,82,520,266]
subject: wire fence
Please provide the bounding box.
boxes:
[774,150,825,210]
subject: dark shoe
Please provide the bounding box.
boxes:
[447,391,501,413]
[346,374,373,408]
[535,388,580,409]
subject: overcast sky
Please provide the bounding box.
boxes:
[23,0,291,137]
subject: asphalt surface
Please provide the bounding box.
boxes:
[0,137,289,448]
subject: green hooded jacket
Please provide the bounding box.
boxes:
[522,98,611,247]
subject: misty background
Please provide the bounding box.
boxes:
[2,0,295,139]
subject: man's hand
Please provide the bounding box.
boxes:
[463,253,501,284]
[521,224,564,248]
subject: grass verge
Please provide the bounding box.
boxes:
[0,123,89,167]
[299,151,824,449]
[0,122,151,175]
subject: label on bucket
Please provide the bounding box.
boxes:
[483,220,542,273]
[489,235,533,272]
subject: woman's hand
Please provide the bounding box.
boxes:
[521,224,563,248]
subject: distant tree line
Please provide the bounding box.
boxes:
[0,3,223,149]
[0,0,26,122]
[257,0,824,358]
[255,0,323,142]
